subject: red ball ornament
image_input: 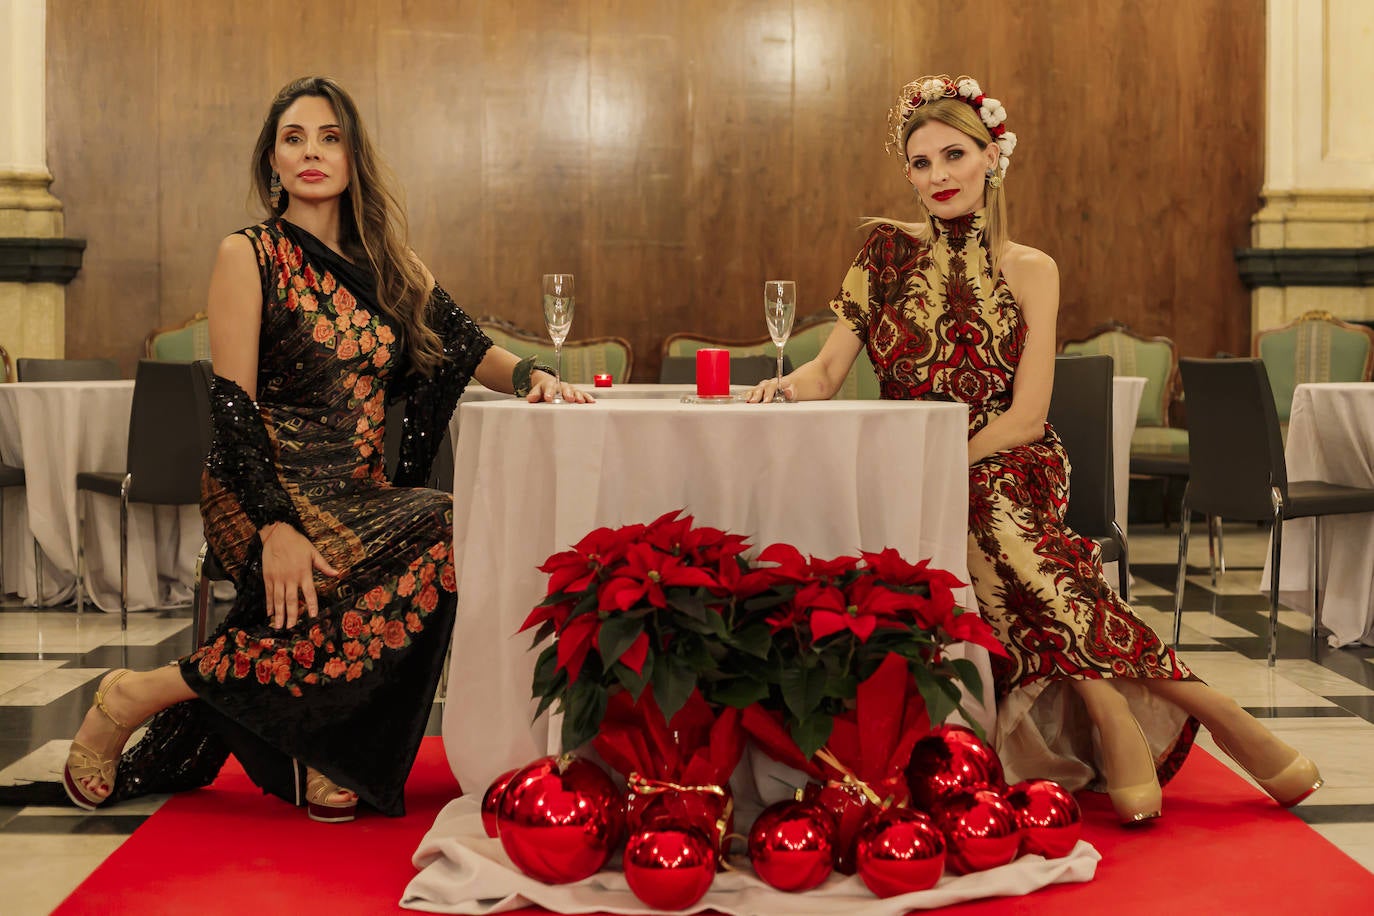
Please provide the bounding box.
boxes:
[1006,779,1082,859]
[481,767,520,839]
[623,824,718,910]
[747,800,836,892]
[905,725,1007,811]
[496,755,624,884]
[932,788,1021,875]
[853,808,947,898]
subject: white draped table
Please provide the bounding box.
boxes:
[1261,382,1374,647]
[441,394,977,794]
[0,380,202,611]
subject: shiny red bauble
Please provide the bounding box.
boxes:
[623,824,718,910]
[800,781,876,874]
[627,786,734,852]
[480,767,520,839]
[853,808,947,898]
[747,800,836,892]
[495,756,624,884]
[1005,779,1082,859]
[931,788,1022,875]
[905,725,1007,811]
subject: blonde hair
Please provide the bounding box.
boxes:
[862,97,1009,279]
[249,76,445,377]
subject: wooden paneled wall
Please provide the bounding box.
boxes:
[48,0,1263,379]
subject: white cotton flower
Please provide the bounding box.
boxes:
[955,78,983,99]
[919,78,948,101]
[1000,155,1011,173]
[979,98,1006,127]
[996,132,1017,156]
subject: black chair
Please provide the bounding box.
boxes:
[0,463,39,600]
[75,360,212,628]
[189,360,231,647]
[1048,354,1130,599]
[658,354,790,386]
[1172,358,1374,665]
[15,357,121,382]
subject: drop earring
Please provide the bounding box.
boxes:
[269,171,282,209]
[986,169,1003,190]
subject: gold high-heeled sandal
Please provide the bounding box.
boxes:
[1101,718,1163,826]
[1215,739,1324,808]
[63,669,136,810]
[305,768,358,823]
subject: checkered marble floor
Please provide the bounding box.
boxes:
[1,523,1372,914]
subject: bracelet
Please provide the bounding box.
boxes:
[512,355,557,397]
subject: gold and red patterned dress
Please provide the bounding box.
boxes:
[107,219,491,816]
[830,212,1197,791]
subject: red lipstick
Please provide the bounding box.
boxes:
[932,189,959,202]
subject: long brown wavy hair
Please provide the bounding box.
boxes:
[248,76,445,377]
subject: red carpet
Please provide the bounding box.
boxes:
[55,739,1373,915]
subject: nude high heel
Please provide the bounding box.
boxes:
[63,669,136,810]
[304,768,358,823]
[1215,739,1324,808]
[1101,718,1162,826]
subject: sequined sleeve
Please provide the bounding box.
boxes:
[391,285,494,487]
[205,374,302,532]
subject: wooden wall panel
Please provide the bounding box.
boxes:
[49,0,1264,380]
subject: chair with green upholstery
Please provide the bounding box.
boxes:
[476,316,633,385]
[146,313,212,361]
[662,311,880,399]
[1253,310,1374,423]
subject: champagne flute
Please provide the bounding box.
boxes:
[542,274,575,404]
[764,280,796,403]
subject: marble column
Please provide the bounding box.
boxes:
[0,0,82,367]
[1240,0,1374,331]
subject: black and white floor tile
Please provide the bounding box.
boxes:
[1,523,1372,914]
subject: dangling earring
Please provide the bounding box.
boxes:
[269,171,282,209]
[986,169,1003,190]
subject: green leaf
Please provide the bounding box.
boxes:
[596,614,644,669]
[529,645,561,698]
[528,619,558,649]
[652,656,695,721]
[561,681,608,752]
[913,665,958,726]
[951,657,984,699]
[614,656,652,700]
[710,677,771,708]
[673,593,709,622]
[780,663,828,722]
[731,623,774,660]
[790,714,834,759]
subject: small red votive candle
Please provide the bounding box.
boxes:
[695,348,730,397]
[594,373,613,387]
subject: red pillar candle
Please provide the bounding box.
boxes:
[594,373,613,387]
[695,348,730,397]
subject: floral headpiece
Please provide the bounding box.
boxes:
[886,74,1017,178]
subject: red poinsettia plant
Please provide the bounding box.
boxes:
[717,543,1006,758]
[521,510,752,751]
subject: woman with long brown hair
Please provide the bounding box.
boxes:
[59,76,588,822]
[749,73,1322,825]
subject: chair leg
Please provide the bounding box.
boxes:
[1111,521,1130,601]
[1217,518,1226,576]
[1206,514,1218,586]
[1311,518,1322,659]
[1268,511,1285,668]
[32,539,44,608]
[193,542,211,648]
[1173,501,1192,647]
[75,491,86,616]
[119,477,131,631]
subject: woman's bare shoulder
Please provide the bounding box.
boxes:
[1000,241,1056,277]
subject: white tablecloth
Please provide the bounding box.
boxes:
[0,380,202,611]
[441,394,978,794]
[1261,382,1374,647]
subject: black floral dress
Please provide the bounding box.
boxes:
[122,219,491,816]
[830,212,1197,792]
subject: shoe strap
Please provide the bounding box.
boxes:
[94,670,133,732]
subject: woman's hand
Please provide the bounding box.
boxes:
[745,376,796,404]
[260,523,340,629]
[527,371,595,404]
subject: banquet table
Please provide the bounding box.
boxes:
[1261,382,1374,647]
[0,380,202,611]
[441,392,978,793]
